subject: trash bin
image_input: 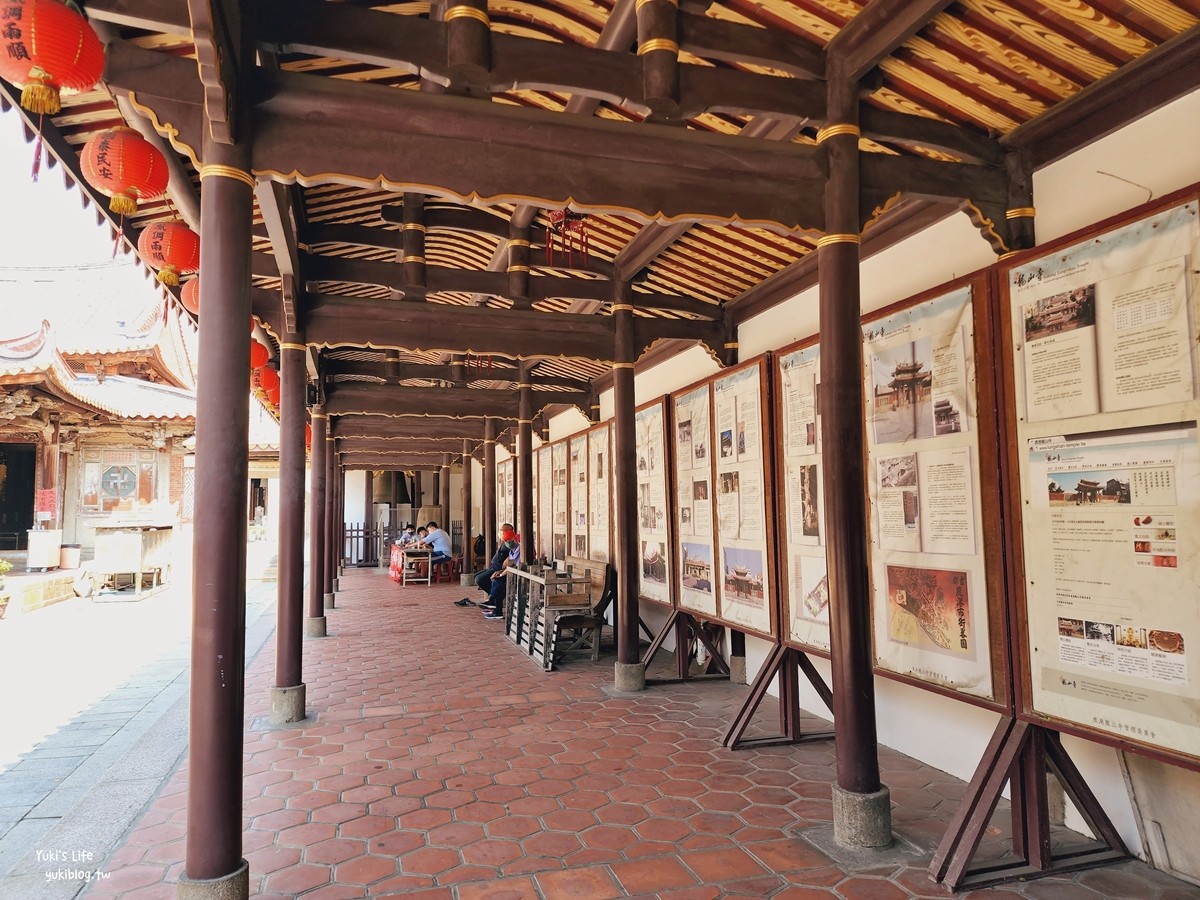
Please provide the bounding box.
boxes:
[59,543,82,569]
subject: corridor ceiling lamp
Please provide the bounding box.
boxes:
[137,220,200,286]
[180,278,200,315]
[0,0,104,115]
[80,128,169,217]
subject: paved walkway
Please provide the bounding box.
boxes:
[57,569,1198,899]
[0,542,280,899]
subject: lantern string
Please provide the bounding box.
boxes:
[30,115,44,183]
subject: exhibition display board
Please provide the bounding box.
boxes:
[860,277,1009,707]
[635,397,672,606]
[587,424,612,564]
[551,439,569,561]
[569,433,589,559]
[1002,193,1200,766]
[671,357,776,639]
[536,445,552,561]
[496,458,514,532]
[775,340,830,652]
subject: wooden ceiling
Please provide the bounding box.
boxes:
[3,0,1198,449]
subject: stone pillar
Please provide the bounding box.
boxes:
[517,364,534,560]
[461,440,473,582]
[306,409,327,638]
[323,437,336,605]
[179,144,254,898]
[271,339,307,725]
[819,77,890,850]
[611,299,644,692]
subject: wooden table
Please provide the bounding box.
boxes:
[400,548,432,586]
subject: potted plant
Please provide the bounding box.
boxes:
[0,558,11,620]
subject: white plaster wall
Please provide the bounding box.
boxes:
[342,470,367,526]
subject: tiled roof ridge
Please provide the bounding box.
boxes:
[0,320,51,360]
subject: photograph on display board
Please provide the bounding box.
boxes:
[642,540,668,587]
[863,286,996,700]
[1006,197,1200,760]
[722,547,765,605]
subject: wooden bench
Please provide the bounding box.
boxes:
[554,557,616,662]
[503,564,594,670]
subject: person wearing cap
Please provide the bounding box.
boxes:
[455,524,519,617]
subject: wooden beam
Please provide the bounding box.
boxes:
[332,416,506,439]
[340,454,446,471]
[254,178,303,334]
[325,358,592,391]
[186,0,244,143]
[83,0,190,33]
[677,9,823,80]
[1001,25,1200,169]
[826,0,955,82]
[336,438,480,454]
[326,384,519,419]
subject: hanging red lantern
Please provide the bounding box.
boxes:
[137,221,199,286]
[249,340,270,370]
[259,367,280,394]
[180,278,200,315]
[81,127,169,217]
[0,0,105,115]
[266,384,281,406]
[305,423,312,450]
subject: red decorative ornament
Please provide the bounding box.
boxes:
[0,0,105,115]
[259,367,280,394]
[81,127,169,217]
[545,210,589,268]
[266,384,281,406]
[305,423,312,449]
[137,221,199,286]
[249,340,270,370]
[180,278,200,315]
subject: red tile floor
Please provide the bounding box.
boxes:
[89,572,1199,898]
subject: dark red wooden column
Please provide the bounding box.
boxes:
[612,300,644,691]
[332,458,343,588]
[517,364,534,560]
[414,472,424,509]
[483,417,497,554]
[819,78,891,848]
[307,409,328,638]
[181,146,254,893]
[461,439,473,575]
[271,338,307,724]
[324,436,336,601]
[440,453,451,525]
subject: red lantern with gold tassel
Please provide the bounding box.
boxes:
[137,221,199,287]
[180,278,200,315]
[0,0,104,115]
[81,128,169,217]
[259,367,279,395]
[249,340,270,370]
[266,384,281,406]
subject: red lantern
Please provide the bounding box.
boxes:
[259,367,280,394]
[180,278,199,315]
[138,221,199,287]
[266,384,281,406]
[81,127,169,217]
[249,340,270,370]
[305,423,312,448]
[0,0,104,115]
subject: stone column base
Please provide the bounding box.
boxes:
[338,563,345,575]
[323,592,335,610]
[729,655,747,685]
[177,859,249,900]
[460,573,475,587]
[832,783,892,850]
[270,684,307,725]
[305,616,327,638]
[613,661,646,693]
[332,577,339,592]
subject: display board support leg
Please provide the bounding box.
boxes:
[929,718,1128,890]
[721,647,834,750]
[642,608,679,671]
[645,612,731,685]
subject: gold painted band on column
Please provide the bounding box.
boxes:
[402,255,426,265]
[198,164,255,188]
[724,342,739,348]
[612,362,635,369]
[637,38,679,56]
[401,223,427,232]
[279,342,307,351]
[444,5,490,25]
[1005,207,1037,219]
[311,412,327,420]
[610,303,634,312]
[997,250,1023,260]
[816,233,861,247]
[815,124,861,145]
[507,265,530,274]
[517,418,534,424]
[507,239,531,248]
[636,0,678,9]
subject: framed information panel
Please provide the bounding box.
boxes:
[861,276,1009,708]
[775,340,830,653]
[569,433,589,558]
[496,457,514,532]
[587,424,612,563]
[1002,193,1200,766]
[551,439,569,561]
[635,397,673,606]
[673,382,717,618]
[536,445,552,561]
[712,358,776,639]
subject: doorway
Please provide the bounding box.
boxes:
[0,443,36,550]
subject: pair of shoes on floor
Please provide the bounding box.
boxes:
[454,598,475,607]
[483,609,503,620]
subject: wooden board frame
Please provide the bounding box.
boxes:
[669,355,779,641]
[998,184,1200,772]
[635,395,675,609]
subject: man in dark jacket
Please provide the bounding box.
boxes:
[455,523,518,611]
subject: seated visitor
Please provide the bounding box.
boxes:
[456,523,514,609]
[422,521,453,566]
[480,529,520,620]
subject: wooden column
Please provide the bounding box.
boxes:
[1004,150,1036,253]
[324,437,337,596]
[440,454,452,526]
[508,224,531,310]
[308,409,328,629]
[819,77,889,845]
[517,363,534,559]
[414,472,424,508]
[402,193,426,292]
[364,469,374,529]
[445,0,490,93]
[272,337,307,722]
[637,0,680,122]
[612,299,644,690]
[483,417,497,554]
[183,144,254,888]
[461,439,473,574]
[336,459,345,575]
[330,455,342,582]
